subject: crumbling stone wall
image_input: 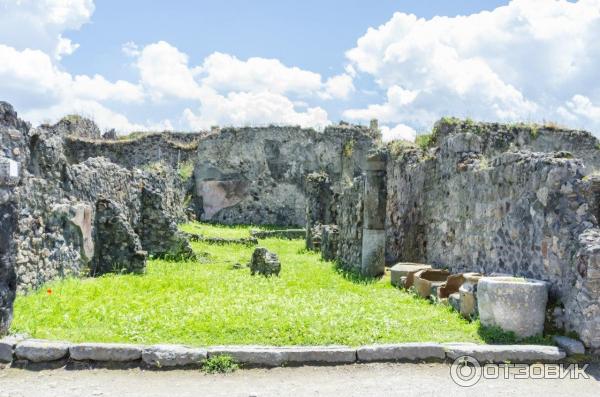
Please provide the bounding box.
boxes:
[0,102,193,336]
[336,176,364,272]
[194,125,378,226]
[385,119,600,351]
[64,132,203,170]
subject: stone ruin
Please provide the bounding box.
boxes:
[1,100,600,354]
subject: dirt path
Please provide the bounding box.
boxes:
[1,363,599,397]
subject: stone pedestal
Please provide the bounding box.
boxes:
[477,277,548,338]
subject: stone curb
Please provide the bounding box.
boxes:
[443,343,566,363]
[0,338,571,368]
[70,343,143,362]
[357,343,446,362]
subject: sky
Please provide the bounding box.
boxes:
[1,0,600,141]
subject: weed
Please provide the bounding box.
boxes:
[202,355,239,374]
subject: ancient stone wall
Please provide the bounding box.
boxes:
[385,119,600,350]
[194,125,378,226]
[0,102,193,335]
[64,132,203,170]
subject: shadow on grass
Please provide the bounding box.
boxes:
[333,262,381,285]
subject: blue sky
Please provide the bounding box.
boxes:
[1,0,599,140]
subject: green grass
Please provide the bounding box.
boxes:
[11,222,483,346]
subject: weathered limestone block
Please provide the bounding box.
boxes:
[438,273,467,299]
[357,343,445,362]
[250,247,281,277]
[70,343,142,362]
[477,277,549,338]
[390,263,432,288]
[142,345,207,367]
[413,269,450,298]
[553,336,586,356]
[93,199,147,275]
[444,343,565,363]
[15,340,70,362]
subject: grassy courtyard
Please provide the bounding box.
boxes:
[10,222,483,346]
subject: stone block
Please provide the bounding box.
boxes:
[553,336,586,356]
[413,269,450,298]
[390,263,431,288]
[15,340,70,362]
[142,345,207,367]
[70,343,142,362]
[357,343,445,362]
[477,277,548,338]
[280,346,356,364]
[0,335,22,363]
[207,346,356,366]
[207,346,286,367]
[444,343,565,363]
[250,247,281,276]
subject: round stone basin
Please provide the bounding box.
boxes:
[477,277,548,338]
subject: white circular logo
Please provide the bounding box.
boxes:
[450,355,482,387]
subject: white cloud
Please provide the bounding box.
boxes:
[322,73,355,100]
[381,124,416,142]
[136,41,203,100]
[0,0,94,59]
[198,52,323,96]
[183,89,328,129]
[344,0,600,134]
[132,41,332,129]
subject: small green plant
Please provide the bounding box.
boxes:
[343,139,355,158]
[477,325,553,345]
[415,133,434,150]
[202,355,239,374]
[530,124,540,139]
[178,161,195,180]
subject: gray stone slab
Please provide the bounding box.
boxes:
[142,345,207,367]
[207,346,356,366]
[207,346,286,367]
[357,343,445,362]
[15,340,70,362]
[278,346,356,364]
[70,343,142,362]
[0,336,23,363]
[553,336,586,356]
[443,343,566,363]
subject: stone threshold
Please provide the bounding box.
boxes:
[0,338,570,369]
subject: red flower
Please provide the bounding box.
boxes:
[47,289,52,295]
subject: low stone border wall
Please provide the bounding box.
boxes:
[0,338,570,369]
[183,232,258,246]
[250,229,306,240]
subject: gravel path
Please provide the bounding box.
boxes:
[0,363,599,397]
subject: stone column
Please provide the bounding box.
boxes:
[360,151,387,277]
